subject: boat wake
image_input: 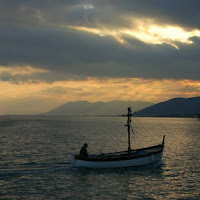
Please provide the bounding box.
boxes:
[0,162,72,177]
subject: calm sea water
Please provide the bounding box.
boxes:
[0,116,199,199]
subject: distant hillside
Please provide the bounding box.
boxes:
[45,100,154,116]
[134,97,200,117]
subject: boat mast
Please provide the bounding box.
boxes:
[126,107,132,154]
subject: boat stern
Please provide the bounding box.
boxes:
[71,154,77,168]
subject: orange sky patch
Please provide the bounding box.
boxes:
[0,76,199,114]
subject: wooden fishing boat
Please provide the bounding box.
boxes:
[72,107,165,168]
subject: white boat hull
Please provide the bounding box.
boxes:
[71,108,165,169]
[72,151,163,169]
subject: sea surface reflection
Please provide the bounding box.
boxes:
[0,116,199,199]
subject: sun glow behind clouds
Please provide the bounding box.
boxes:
[67,26,125,43]
[0,65,48,75]
[68,21,200,48]
[82,4,94,10]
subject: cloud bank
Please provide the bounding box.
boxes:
[0,0,200,82]
[0,0,200,114]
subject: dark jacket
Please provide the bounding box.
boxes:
[79,145,88,157]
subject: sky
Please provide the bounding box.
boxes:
[0,0,200,114]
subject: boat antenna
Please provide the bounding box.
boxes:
[125,107,132,154]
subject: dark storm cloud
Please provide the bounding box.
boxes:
[0,72,31,84]
[0,0,200,82]
[93,0,200,29]
[1,0,200,28]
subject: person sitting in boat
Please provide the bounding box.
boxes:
[79,143,88,157]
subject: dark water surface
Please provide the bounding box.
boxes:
[0,116,199,199]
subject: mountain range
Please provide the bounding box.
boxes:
[134,97,200,117]
[45,100,154,116]
[45,96,200,117]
